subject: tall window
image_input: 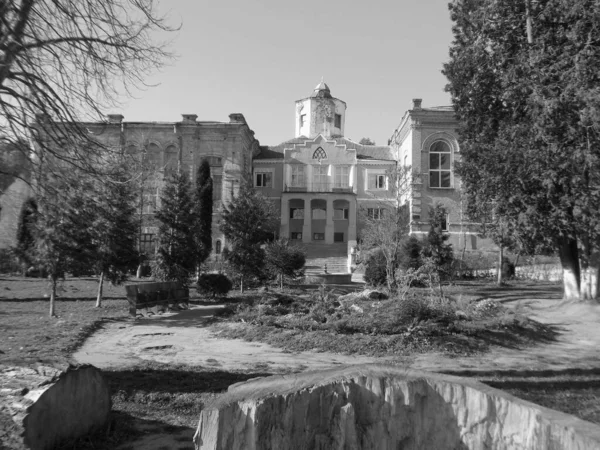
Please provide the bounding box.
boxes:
[300,114,306,128]
[213,175,222,202]
[215,240,222,254]
[164,146,178,173]
[140,234,155,255]
[290,208,304,219]
[429,141,451,188]
[313,166,328,190]
[334,114,342,129]
[291,165,305,187]
[255,172,272,187]
[367,173,386,190]
[334,166,349,188]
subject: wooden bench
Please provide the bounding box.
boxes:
[124,281,189,317]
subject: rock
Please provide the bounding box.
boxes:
[339,289,388,303]
[193,364,600,450]
[0,364,111,450]
[349,304,363,314]
[364,289,388,300]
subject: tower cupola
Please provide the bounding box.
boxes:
[295,79,347,139]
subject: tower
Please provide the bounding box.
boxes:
[295,80,347,139]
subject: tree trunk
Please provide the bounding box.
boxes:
[96,271,104,308]
[240,277,244,294]
[497,245,504,285]
[280,273,284,291]
[49,276,57,317]
[558,237,581,300]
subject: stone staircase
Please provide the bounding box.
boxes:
[301,243,349,274]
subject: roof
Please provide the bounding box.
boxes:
[255,136,394,161]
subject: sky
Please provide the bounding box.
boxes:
[119,0,456,147]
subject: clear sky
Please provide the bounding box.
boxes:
[119,0,455,147]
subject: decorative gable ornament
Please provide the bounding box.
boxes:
[313,147,327,163]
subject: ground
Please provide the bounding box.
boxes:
[1,276,599,449]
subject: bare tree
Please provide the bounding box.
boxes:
[358,165,412,290]
[0,0,177,183]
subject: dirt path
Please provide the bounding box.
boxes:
[72,291,600,450]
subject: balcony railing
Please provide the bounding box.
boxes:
[285,183,355,193]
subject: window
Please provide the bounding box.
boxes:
[367,208,385,220]
[334,232,344,242]
[368,174,386,190]
[334,114,341,129]
[142,190,158,214]
[441,214,449,232]
[333,208,348,220]
[312,207,326,219]
[213,175,222,202]
[313,233,325,240]
[290,208,304,219]
[334,166,349,188]
[140,234,155,255]
[165,146,178,173]
[291,232,302,240]
[291,165,305,187]
[429,141,451,188]
[300,114,306,128]
[215,240,222,254]
[255,172,272,187]
[313,165,328,190]
[313,147,327,160]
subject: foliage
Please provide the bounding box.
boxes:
[196,273,232,298]
[398,236,423,272]
[264,239,306,289]
[13,198,38,269]
[359,137,376,145]
[443,0,600,300]
[194,159,213,268]
[420,204,454,295]
[154,171,196,285]
[220,178,278,292]
[0,0,176,187]
[363,250,388,287]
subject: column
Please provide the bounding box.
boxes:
[348,197,357,241]
[302,197,311,243]
[325,197,334,244]
[280,197,289,240]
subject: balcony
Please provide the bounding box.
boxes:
[284,183,355,194]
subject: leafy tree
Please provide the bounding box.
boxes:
[363,250,388,287]
[194,158,213,271]
[197,273,232,299]
[154,171,196,285]
[1,0,175,187]
[359,137,376,146]
[220,179,278,292]
[265,239,306,290]
[444,0,600,300]
[13,198,38,274]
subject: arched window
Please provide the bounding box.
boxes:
[312,147,327,160]
[429,141,452,188]
[215,240,222,254]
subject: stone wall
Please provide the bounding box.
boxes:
[194,364,600,450]
[0,364,111,450]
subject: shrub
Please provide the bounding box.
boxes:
[196,273,233,298]
[501,259,515,279]
[364,251,387,287]
[398,236,422,271]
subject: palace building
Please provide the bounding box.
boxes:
[0,81,494,272]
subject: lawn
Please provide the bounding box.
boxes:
[1,275,599,449]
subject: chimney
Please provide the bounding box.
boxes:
[107,114,124,124]
[181,114,198,124]
[412,99,422,110]
[229,113,246,124]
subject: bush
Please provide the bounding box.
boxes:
[197,273,233,298]
[363,251,387,287]
[398,236,422,271]
[501,259,515,279]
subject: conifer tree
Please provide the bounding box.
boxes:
[14,198,38,274]
[220,178,278,292]
[154,170,196,285]
[265,239,306,290]
[194,158,213,271]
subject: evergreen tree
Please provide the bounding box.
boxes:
[443,0,600,300]
[89,166,139,307]
[13,198,38,274]
[194,158,213,270]
[265,239,306,290]
[220,178,278,292]
[421,204,453,295]
[154,170,196,285]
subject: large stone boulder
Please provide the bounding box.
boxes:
[0,364,111,450]
[194,364,600,450]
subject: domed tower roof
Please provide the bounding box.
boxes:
[311,78,332,98]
